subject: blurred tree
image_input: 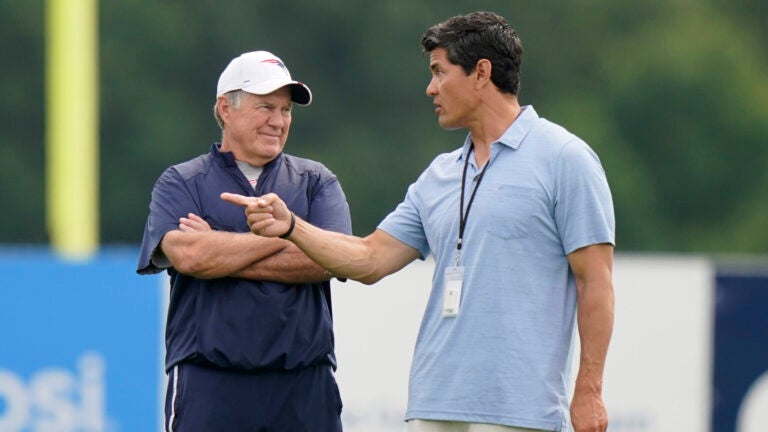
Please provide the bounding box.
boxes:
[0,0,46,242]
[596,2,768,252]
[0,0,766,253]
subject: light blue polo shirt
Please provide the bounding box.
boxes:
[378,106,615,431]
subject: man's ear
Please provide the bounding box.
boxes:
[474,59,492,89]
[216,95,230,122]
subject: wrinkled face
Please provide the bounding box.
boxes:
[220,87,293,166]
[426,48,478,130]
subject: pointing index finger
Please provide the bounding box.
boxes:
[220,192,251,207]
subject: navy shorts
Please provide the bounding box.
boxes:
[164,362,343,432]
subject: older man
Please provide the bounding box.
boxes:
[138,50,351,432]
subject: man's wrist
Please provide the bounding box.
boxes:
[279,212,296,239]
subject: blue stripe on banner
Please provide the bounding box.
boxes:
[713,273,768,432]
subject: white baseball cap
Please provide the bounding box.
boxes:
[216,51,312,105]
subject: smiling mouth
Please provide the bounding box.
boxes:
[259,131,282,140]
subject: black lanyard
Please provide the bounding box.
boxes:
[457,143,489,257]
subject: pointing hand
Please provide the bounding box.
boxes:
[221,192,293,238]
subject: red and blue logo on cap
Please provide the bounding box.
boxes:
[261,58,288,74]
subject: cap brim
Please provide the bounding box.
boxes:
[241,79,312,105]
[289,83,312,106]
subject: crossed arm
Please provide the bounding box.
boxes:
[159,213,331,283]
[220,193,421,285]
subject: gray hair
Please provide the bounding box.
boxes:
[213,90,247,129]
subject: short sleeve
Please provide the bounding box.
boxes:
[553,140,615,254]
[378,181,430,260]
[307,175,353,236]
[136,169,201,274]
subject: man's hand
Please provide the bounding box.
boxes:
[570,384,608,431]
[178,213,211,232]
[220,192,293,238]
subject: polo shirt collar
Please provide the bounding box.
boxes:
[211,143,238,167]
[459,105,539,161]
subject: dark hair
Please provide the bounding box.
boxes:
[420,11,523,95]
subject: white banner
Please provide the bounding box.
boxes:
[333,255,714,432]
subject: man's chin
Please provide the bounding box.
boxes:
[257,141,285,154]
[439,122,463,131]
[436,116,462,131]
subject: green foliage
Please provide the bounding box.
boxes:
[1,0,766,252]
